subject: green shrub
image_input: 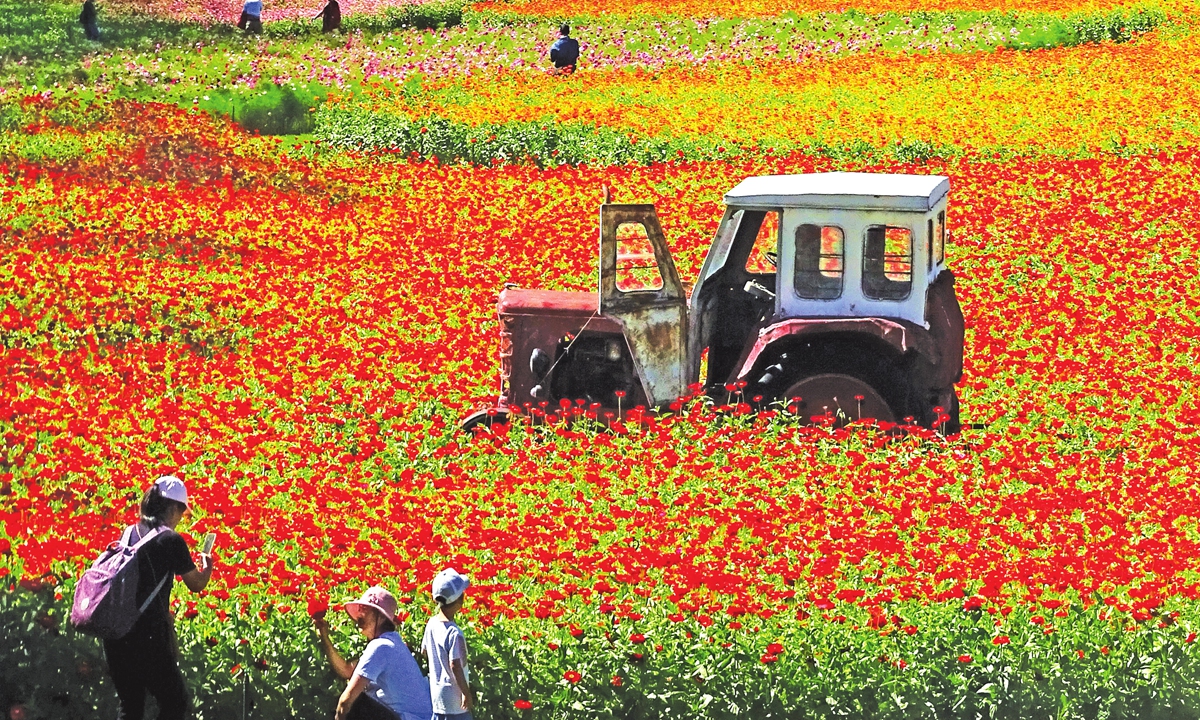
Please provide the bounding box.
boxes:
[198,83,325,136]
[314,107,748,165]
[313,107,972,168]
[1067,8,1166,45]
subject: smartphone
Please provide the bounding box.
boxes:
[202,533,217,554]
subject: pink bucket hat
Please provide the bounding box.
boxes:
[344,585,397,623]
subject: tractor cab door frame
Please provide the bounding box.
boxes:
[599,204,688,407]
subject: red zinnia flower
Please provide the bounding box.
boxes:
[564,670,582,683]
[513,699,532,710]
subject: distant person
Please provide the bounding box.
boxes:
[103,476,216,720]
[238,0,263,33]
[314,585,433,720]
[421,568,475,720]
[314,0,340,32]
[79,0,100,40]
[548,23,579,75]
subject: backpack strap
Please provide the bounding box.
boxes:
[139,573,171,614]
[124,525,172,614]
[125,524,166,550]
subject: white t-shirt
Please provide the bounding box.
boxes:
[353,631,433,720]
[420,616,469,714]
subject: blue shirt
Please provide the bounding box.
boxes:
[550,37,579,68]
[354,632,433,720]
[242,0,262,16]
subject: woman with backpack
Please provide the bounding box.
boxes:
[104,475,215,720]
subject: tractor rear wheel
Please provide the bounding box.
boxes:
[783,373,895,425]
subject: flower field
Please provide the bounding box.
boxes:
[3,0,1200,718]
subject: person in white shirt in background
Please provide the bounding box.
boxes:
[421,569,475,720]
[314,585,433,720]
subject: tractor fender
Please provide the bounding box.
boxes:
[736,317,940,381]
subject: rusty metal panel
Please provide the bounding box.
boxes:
[611,305,688,407]
[496,287,624,411]
[598,204,688,406]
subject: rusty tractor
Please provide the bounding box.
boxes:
[464,172,964,433]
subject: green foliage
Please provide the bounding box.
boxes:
[0,131,88,162]
[999,8,1167,50]
[314,107,966,167]
[197,83,326,136]
[0,0,215,62]
[351,0,468,32]
[7,577,1200,719]
[0,578,340,720]
[1066,8,1167,45]
[315,107,753,165]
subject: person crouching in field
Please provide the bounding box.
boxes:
[105,476,215,720]
[421,568,475,720]
[548,23,579,76]
[315,585,433,720]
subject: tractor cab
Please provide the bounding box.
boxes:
[687,173,962,427]
[465,172,963,433]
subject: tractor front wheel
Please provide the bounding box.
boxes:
[460,408,510,435]
[783,373,895,425]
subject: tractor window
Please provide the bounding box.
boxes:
[863,225,912,300]
[794,224,844,299]
[934,211,946,265]
[744,210,780,275]
[615,222,663,292]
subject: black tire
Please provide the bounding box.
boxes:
[460,409,510,435]
[752,338,926,425]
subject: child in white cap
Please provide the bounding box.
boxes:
[315,585,433,720]
[420,568,474,719]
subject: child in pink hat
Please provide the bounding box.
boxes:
[315,585,432,720]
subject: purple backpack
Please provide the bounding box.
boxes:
[70,525,169,639]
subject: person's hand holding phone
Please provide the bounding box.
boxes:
[198,533,217,574]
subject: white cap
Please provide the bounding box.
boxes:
[154,475,189,506]
[432,568,470,605]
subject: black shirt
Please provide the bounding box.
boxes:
[125,524,195,640]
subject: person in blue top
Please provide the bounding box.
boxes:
[238,0,263,33]
[315,585,433,720]
[549,24,580,75]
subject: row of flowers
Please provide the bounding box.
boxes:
[321,28,1198,156]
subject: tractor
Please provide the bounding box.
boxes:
[464,172,964,432]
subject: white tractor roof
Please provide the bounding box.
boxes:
[725,172,950,212]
